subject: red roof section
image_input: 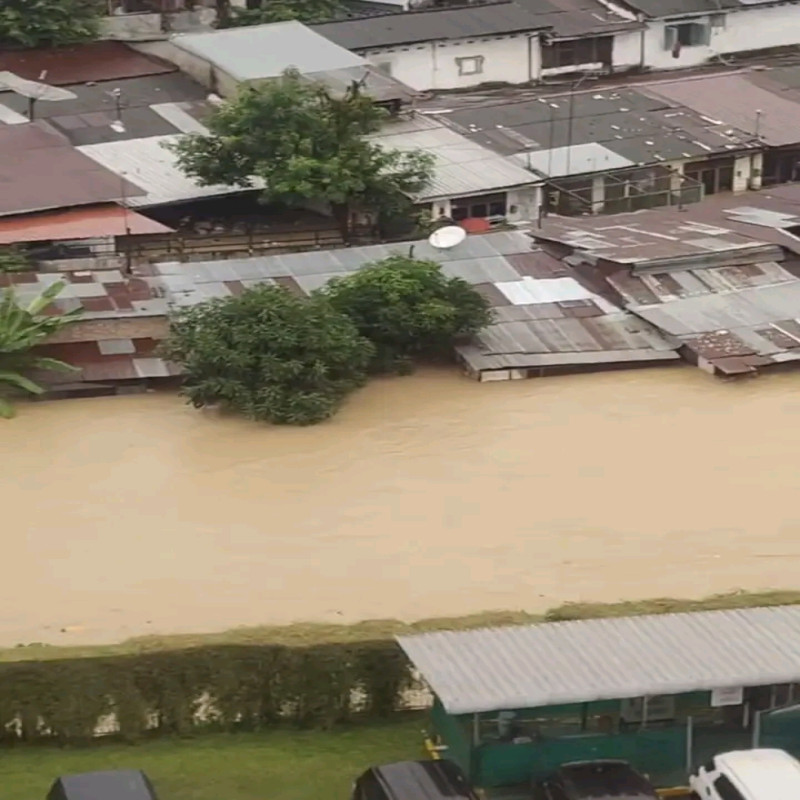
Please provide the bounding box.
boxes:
[0,204,172,244]
[0,41,175,86]
[0,122,146,216]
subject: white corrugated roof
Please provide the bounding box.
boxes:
[398,605,800,714]
[513,142,634,178]
[369,116,539,201]
[171,20,364,82]
[77,135,260,208]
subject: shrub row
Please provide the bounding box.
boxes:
[1,591,798,746]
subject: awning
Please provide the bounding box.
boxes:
[0,204,173,245]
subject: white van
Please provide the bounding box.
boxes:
[690,749,800,800]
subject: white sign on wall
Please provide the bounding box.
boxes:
[711,686,744,707]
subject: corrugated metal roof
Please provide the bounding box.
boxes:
[515,143,633,178]
[312,3,547,50]
[0,73,213,145]
[643,72,800,148]
[0,122,146,217]
[369,116,538,199]
[172,21,365,81]
[397,605,800,714]
[442,87,756,178]
[0,42,175,86]
[0,204,171,245]
[149,229,676,372]
[77,135,260,208]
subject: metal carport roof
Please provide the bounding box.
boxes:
[397,605,800,714]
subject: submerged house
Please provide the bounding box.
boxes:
[398,606,800,790]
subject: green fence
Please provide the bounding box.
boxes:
[474,727,689,787]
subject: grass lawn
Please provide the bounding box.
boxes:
[0,715,425,800]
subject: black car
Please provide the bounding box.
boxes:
[353,760,479,800]
[533,760,660,800]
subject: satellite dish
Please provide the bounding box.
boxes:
[428,225,467,250]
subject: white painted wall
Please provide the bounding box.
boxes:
[430,186,540,222]
[361,33,539,91]
[642,3,800,71]
[611,28,643,71]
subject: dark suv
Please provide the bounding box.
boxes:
[533,760,660,800]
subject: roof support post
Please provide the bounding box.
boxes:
[686,715,693,772]
[473,714,480,747]
[640,696,649,730]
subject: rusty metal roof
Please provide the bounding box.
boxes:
[35,338,180,384]
[147,229,678,373]
[0,42,175,86]
[0,122,146,216]
[0,270,168,320]
[0,204,172,244]
[531,186,800,375]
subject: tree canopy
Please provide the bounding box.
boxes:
[169,71,434,240]
[0,281,81,419]
[0,0,101,48]
[218,0,343,27]
[322,255,493,373]
[162,284,374,425]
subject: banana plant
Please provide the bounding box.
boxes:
[0,280,83,418]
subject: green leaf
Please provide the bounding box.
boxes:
[0,397,15,419]
[0,370,44,395]
[30,356,81,374]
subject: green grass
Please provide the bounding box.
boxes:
[5,590,800,663]
[0,716,425,800]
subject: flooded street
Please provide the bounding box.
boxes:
[4,366,800,647]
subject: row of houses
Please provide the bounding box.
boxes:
[7,181,800,389]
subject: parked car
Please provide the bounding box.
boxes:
[533,759,660,800]
[352,760,479,800]
[689,748,800,800]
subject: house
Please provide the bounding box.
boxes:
[143,20,416,105]
[434,83,762,214]
[398,606,800,788]
[145,229,677,381]
[639,67,800,187]
[312,3,550,90]
[312,0,641,90]
[531,186,800,376]
[367,114,541,223]
[610,0,800,72]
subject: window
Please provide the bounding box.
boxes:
[664,21,710,50]
[710,12,726,27]
[375,61,392,75]
[455,55,484,76]
[713,775,745,800]
[451,192,506,220]
[541,36,612,70]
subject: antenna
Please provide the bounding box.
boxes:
[428,225,467,250]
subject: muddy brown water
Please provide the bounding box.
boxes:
[4,366,800,647]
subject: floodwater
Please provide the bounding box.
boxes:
[4,366,800,647]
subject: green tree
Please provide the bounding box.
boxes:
[0,281,82,419]
[220,0,343,27]
[162,284,375,425]
[169,71,433,242]
[0,0,101,48]
[321,255,493,373]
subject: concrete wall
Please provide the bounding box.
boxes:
[132,40,237,94]
[361,33,539,91]
[612,28,643,71]
[428,186,540,223]
[642,3,800,71]
[100,13,163,41]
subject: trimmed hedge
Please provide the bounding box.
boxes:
[1,590,799,746]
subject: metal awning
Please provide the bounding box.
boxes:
[0,204,172,244]
[397,605,800,714]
